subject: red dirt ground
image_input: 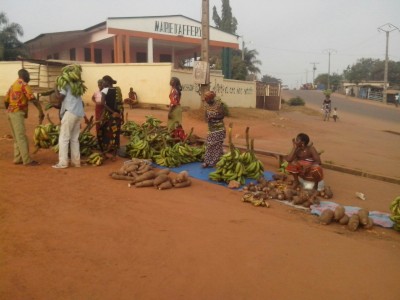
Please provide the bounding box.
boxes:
[1,93,399,300]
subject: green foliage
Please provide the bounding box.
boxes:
[221,101,230,117]
[287,97,305,106]
[343,58,400,85]
[0,12,26,60]
[261,74,282,84]
[314,73,342,89]
[212,0,238,34]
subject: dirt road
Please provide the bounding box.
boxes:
[0,96,399,300]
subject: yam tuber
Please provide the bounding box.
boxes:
[319,209,334,225]
[363,217,374,229]
[110,172,135,181]
[158,180,173,190]
[334,205,346,221]
[134,170,157,183]
[135,179,155,188]
[324,186,333,199]
[338,214,350,225]
[175,170,189,183]
[347,214,360,231]
[153,174,170,186]
[157,168,171,175]
[173,179,192,188]
[357,209,369,225]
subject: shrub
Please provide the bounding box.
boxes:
[287,97,305,106]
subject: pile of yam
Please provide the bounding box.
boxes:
[109,159,191,190]
[319,206,374,231]
[241,174,334,208]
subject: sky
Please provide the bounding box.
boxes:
[2,0,400,88]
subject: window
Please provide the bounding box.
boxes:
[94,49,102,63]
[69,48,76,61]
[84,48,91,62]
[160,54,172,62]
[136,52,147,63]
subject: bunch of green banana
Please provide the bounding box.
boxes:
[242,139,264,180]
[209,147,246,184]
[127,138,153,159]
[86,152,104,166]
[389,196,400,231]
[79,131,98,157]
[56,64,87,97]
[152,145,182,167]
[142,115,162,129]
[121,120,140,136]
[33,123,60,151]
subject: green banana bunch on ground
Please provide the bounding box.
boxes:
[242,138,264,180]
[86,152,104,166]
[121,120,140,136]
[152,145,181,167]
[33,123,60,152]
[389,196,400,231]
[56,64,87,97]
[209,123,246,185]
[127,137,153,159]
[79,131,98,157]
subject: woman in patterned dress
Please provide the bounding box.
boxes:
[202,91,226,168]
[98,75,124,160]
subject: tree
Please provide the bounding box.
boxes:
[314,73,342,90]
[212,0,237,34]
[0,12,26,60]
[343,58,400,85]
[261,74,282,84]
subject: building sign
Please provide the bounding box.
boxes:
[154,21,202,37]
[193,61,209,84]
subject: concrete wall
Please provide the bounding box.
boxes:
[0,61,256,109]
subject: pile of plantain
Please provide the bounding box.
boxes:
[56,64,87,96]
[209,125,264,185]
[389,196,400,231]
[109,159,192,189]
[319,206,374,231]
[32,116,100,165]
[124,116,205,167]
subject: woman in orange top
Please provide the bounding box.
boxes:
[167,77,183,131]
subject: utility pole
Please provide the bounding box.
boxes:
[200,0,210,99]
[378,23,399,104]
[323,49,337,90]
[310,62,319,87]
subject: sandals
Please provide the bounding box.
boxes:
[25,160,40,166]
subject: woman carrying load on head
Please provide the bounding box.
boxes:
[167,77,183,131]
[202,91,226,168]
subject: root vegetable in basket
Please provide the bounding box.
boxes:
[334,205,345,221]
[338,214,349,225]
[319,209,334,225]
[347,214,360,231]
[357,209,369,225]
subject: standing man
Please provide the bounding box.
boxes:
[4,69,44,166]
[52,66,85,169]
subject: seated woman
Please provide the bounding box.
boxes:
[123,87,138,109]
[285,133,324,196]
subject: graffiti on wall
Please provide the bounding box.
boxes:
[182,83,254,96]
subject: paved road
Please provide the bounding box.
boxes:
[283,90,400,126]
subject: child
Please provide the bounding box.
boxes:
[332,107,338,122]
